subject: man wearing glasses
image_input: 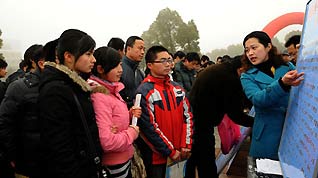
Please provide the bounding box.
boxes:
[135,45,193,178]
[284,35,301,66]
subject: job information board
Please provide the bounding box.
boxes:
[278,0,318,178]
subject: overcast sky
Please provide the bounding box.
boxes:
[0,0,308,56]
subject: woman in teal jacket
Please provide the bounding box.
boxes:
[240,31,304,160]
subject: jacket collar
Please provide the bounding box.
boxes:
[122,56,139,70]
[44,62,92,92]
[176,61,186,71]
[274,65,290,79]
[89,75,124,95]
[246,65,290,84]
[143,74,171,85]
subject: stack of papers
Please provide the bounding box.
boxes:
[256,159,283,175]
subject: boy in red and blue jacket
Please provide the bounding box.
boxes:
[135,45,193,178]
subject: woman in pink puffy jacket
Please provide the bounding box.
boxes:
[89,46,141,178]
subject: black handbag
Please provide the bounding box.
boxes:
[72,92,107,178]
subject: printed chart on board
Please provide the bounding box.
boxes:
[279,0,318,178]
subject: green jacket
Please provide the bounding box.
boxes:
[174,61,196,94]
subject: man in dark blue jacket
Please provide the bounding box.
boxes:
[120,36,145,108]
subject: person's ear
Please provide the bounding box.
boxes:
[146,62,153,70]
[126,46,132,53]
[38,59,45,71]
[96,65,104,74]
[64,51,74,64]
[266,43,272,52]
[63,52,75,70]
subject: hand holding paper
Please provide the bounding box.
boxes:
[131,94,142,126]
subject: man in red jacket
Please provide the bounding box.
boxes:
[135,45,193,178]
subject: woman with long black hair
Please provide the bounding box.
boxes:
[38,29,102,178]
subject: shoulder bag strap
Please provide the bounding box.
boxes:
[72,92,102,168]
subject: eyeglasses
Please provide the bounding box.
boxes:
[151,58,173,64]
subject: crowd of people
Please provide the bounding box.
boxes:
[0,29,304,178]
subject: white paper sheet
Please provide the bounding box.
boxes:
[256,158,283,175]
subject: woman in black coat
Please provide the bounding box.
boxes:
[38,29,102,178]
[185,59,254,178]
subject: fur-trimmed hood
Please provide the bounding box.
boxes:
[41,62,92,92]
[89,75,124,100]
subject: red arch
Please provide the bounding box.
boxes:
[262,12,305,38]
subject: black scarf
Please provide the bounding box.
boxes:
[255,59,274,78]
